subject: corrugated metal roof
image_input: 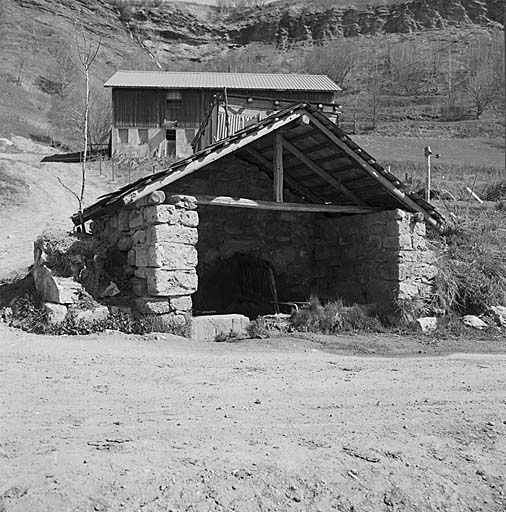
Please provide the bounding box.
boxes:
[104,71,341,92]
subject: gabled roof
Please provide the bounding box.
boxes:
[104,71,341,92]
[76,104,444,230]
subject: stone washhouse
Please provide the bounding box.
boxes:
[74,104,445,333]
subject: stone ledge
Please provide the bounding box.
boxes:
[190,314,250,342]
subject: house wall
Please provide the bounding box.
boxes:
[313,209,435,307]
[111,87,337,157]
[111,127,197,158]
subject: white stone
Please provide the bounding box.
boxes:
[145,224,198,245]
[190,314,250,342]
[44,303,68,325]
[33,265,82,304]
[145,269,198,296]
[142,205,177,225]
[146,243,197,269]
[135,297,174,315]
[71,305,109,324]
[488,306,506,327]
[462,315,488,330]
[415,317,438,333]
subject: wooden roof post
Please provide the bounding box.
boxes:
[274,132,284,202]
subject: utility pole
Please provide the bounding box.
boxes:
[425,146,432,201]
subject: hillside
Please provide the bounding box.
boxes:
[0,0,504,145]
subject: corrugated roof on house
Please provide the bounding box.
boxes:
[104,71,341,92]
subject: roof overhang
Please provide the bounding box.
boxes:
[104,70,341,92]
[75,104,444,231]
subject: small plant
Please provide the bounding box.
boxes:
[214,330,240,342]
[290,297,383,334]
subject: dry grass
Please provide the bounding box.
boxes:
[429,208,506,316]
[290,297,384,334]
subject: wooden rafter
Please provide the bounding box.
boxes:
[307,113,439,228]
[194,195,380,214]
[280,136,368,207]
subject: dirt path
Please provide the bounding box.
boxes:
[1,325,505,511]
[0,151,108,280]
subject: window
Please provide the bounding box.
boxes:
[166,90,183,118]
[118,128,129,144]
[138,129,148,144]
[166,129,176,141]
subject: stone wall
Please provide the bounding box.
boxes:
[90,154,436,321]
[313,209,435,306]
[92,193,198,328]
[194,207,316,314]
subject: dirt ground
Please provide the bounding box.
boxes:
[1,324,506,512]
[0,148,109,280]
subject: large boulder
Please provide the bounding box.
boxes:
[33,265,82,304]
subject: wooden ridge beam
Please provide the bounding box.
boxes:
[194,195,380,214]
[307,113,441,229]
[280,136,368,207]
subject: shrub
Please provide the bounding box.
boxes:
[290,297,383,334]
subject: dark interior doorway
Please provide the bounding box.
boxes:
[193,253,279,319]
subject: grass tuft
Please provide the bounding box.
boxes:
[290,297,383,334]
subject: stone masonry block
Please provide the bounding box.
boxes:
[117,235,133,252]
[135,297,174,315]
[146,225,198,246]
[146,243,197,270]
[118,209,130,231]
[127,249,135,267]
[179,210,199,228]
[145,269,198,296]
[129,209,144,229]
[165,194,197,210]
[170,295,193,312]
[135,246,149,267]
[135,267,147,279]
[133,229,146,245]
[131,277,147,297]
[143,205,177,225]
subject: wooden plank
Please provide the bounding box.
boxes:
[280,136,368,207]
[242,147,324,204]
[194,195,380,214]
[121,112,303,206]
[307,113,441,229]
[274,133,284,202]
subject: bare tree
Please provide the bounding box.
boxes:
[464,35,503,119]
[53,46,76,95]
[301,39,358,85]
[59,23,102,231]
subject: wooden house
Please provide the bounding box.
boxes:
[105,71,341,158]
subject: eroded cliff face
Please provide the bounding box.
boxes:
[126,0,502,55]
